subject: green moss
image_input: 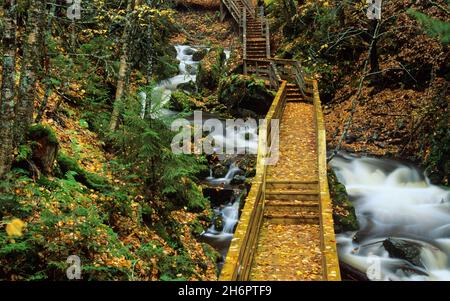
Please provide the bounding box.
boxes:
[155,46,179,81]
[27,125,58,145]
[56,152,108,190]
[169,91,198,111]
[189,219,205,237]
[328,168,359,233]
[218,74,275,117]
[158,251,195,281]
[16,144,33,162]
[197,48,226,91]
[201,243,222,275]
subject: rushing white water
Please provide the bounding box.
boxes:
[331,154,450,280]
[201,161,248,271]
[146,45,200,118]
[206,163,242,186]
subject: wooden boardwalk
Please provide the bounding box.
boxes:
[219,0,340,281]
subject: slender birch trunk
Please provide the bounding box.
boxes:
[109,0,137,132]
[0,0,17,178]
[15,0,46,144]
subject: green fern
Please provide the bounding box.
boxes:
[408,9,450,45]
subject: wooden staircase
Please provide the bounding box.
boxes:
[219,0,341,281]
[265,180,320,225]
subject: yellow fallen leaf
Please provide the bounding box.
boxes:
[6,218,26,237]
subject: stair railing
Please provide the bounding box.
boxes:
[293,61,307,98]
[264,18,270,58]
[219,81,288,281]
[243,6,247,74]
[242,0,256,19]
[222,0,242,25]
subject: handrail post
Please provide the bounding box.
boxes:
[243,6,247,75]
[265,18,270,58]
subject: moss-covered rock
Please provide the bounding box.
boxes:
[169,91,199,111]
[328,168,359,233]
[189,218,206,236]
[218,74,275,117]
[177,80,197,94]
[56,152,108,190]
[192,48,208,61]
[155,46,179,81]
[197,47,226,91]
[213,215,224,232]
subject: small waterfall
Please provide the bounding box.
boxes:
[201,162,248,272]
[206,163,241,186]
[144,45,200,118]
[331,154,450,281]
[222,199,240,233]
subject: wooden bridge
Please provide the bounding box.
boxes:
[219,0,341,281]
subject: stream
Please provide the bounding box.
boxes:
[331,154,450,280]
[151,44,251,273]
[152,45,450,280]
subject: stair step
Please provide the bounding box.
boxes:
[287,93,304,98]
[266,190,319,195]
[247,38,266,41]
[287,98,309,103]
[266,179,318,190]
[265,190,319,201]
[264,213,319,225]
[265,199,319,208]
[246,61,270,65]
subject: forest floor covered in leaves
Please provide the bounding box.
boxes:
[269,0,449,185]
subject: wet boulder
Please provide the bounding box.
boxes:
[218,74,275,117]
[155,46,179,80]
[203,187,234,207]
[236,155,257,178]
[212,163,227,178]
[177,81,197,94]
[192,48,208,61]
[382,238,423,268]
[213,215,224,232]
[182,47,196,56]
[197,48,226,91]
[231,175,246,185]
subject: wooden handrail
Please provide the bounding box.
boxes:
[243,6,247,60]
[221,0,340,281]
[264,18,270,57]
[241,0,256,19]
[312,80,341,281]
[222,0,242,24]
[219,81,288,281]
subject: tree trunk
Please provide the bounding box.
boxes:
[281,0,293,28]
[109,0,141,132]
[0,0,17,178]
[369,19,380,74]
[15,0,46,144]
